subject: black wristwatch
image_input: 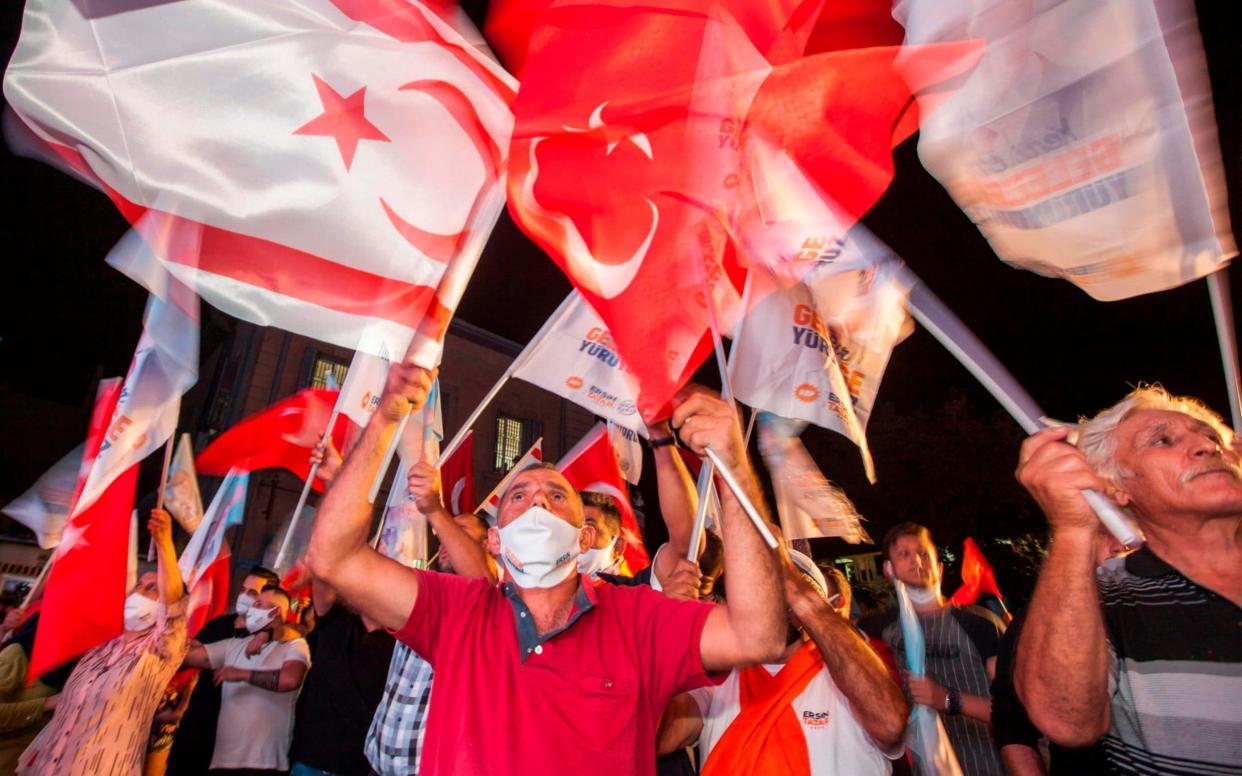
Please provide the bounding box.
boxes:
[945,687,962,716]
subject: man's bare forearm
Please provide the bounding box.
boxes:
[309,411,401,574]
[716,462,784,662]
[155,530,184,605]
[799,598,908,747]
[1015,530,1110,745]
[653,446,699,559]
[426,506,494,581]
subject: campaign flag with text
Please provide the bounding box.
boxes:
[337,339,394,430]
[74,281,199,518]
[1,445,83,550]
[731,250,911,480]
[608,421,643,486]
[4,0,516,365]
[478,439,543,522]
[901,0,1236,300]
[30,379,139,680]
[440,432,477,514]
[163,434,204,534]
[558,424,648,574]
[179,469,249,638]
[756,413,872,544]
[197,389,347,492]
[512,293,646,435]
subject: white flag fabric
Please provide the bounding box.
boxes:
[337,338,394,430]
[757,413,872,544]
[74,278,199,518]
[730,244,911,481]
[607,421,643,486]
[1,445,83,550]
[512,293,647,436]
[4,0,516,365]
[379,459,430,569]
[179,469,249,588]
[163,433,204,533]
[899,0,1236,301]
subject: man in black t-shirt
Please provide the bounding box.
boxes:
[290,579,394,776]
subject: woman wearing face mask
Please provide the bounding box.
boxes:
[17,509,188,775]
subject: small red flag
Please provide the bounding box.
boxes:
[949,537,1003,607]
[440,432,476,515]
[196,389,346,492]
[558,424,649,574]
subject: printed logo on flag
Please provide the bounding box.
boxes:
[565,375,584,389]
[617,400,636,416]
[802,709,831,729]
[795,384,819,403]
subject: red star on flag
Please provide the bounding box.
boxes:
[294,74,390,170]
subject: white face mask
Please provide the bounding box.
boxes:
[245,605,277,634]
[235,592,256,616]
[498,506,582,589]
[577,537,619,578]
[906,584,940,606]
[124,592,159,632]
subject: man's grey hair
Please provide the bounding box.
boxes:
[1076,385,1232,481]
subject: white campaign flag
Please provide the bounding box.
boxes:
[757,414,872,544]
[163,433,204,533]
[4,0,516,365]
[513,293,646,436]
[1,445,83,549]
[899,0,1236,300]
[608,421,643,486]
[337,337,394,430]
[179,469,249,588]
[379,459,430,568]
[75,277,199,517]
[730,242,911,481]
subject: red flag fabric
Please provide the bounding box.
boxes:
[440,432,476,514]
[949,538,1003,607]
[196,389,346,492]
[558,424,649,573]
[185,551,231,640]
[30,379,138,680]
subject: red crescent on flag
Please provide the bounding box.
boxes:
[379,197,464,265]
[400,79,503,181]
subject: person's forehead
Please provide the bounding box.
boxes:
[139,571,158,585]
[508,467,573,494]
[894,534,932,551]
[242,574,264,588]
[1120,409,1214,444]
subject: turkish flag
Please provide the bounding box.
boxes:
[949,538,1004,607]
[196,389,347,492]
[440,432,477,515]
[558,424,649,574]
[29,379,138,680]
[5,0,516,367]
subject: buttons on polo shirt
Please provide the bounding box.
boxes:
[520,611,527,618]
[534,645,543,655]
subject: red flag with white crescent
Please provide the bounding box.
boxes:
[557,424,649,574]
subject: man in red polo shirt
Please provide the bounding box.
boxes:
[308,363,786,776]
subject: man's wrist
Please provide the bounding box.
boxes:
[945,687,962,715]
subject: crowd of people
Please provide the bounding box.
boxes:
[0,367,1237,776]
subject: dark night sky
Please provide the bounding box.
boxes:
[1,2,1239,552]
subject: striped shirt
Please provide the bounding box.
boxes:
[17,598,188,776]
[1097,547,1242,775]
[864,605,1005,776]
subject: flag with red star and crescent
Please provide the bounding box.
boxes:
[5,0,517,367]
[29,379,141,681]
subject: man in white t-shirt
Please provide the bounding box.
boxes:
[658,551,909,775]
[182,586,311,773]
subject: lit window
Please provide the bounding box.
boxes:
[494,416,525,471]
[309,354,349,390]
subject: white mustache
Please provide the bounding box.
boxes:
[1182,463,1242,483]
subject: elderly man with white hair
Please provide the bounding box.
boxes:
[1014,386,1242,775]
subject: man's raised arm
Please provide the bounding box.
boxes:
[1013,427,1113,746]
[648,420,702,584]
[672,390,785,671]
[306,363,434,631]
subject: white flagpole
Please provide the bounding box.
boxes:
[438,292,579,465]
[146,433,177,561]
[274,406,341,570]
[1206,270,1241,432]
[895,264,1143,549]
[685,460,715,561]
[20,555,53,610]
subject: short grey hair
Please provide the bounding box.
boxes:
[1076,385,1232,481]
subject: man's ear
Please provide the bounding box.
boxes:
[614,535,627,562]
[578,524,597,554]
[487,527,501,557]
[883,560,894,580]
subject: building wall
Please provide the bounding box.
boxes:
[225,321,597,570]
